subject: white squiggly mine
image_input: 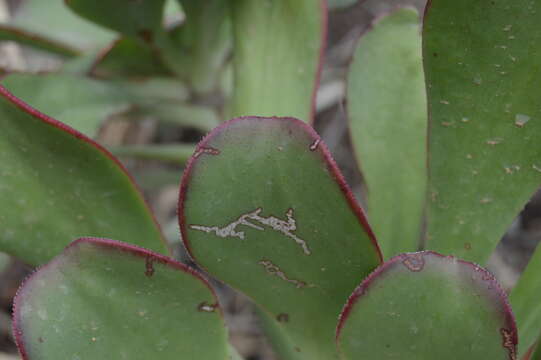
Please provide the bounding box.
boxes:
[189,208,311,255]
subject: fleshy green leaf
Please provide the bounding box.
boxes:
[510,246,541,357]
[337,251,517,359]
[65,0,166,41]
[179,117,381,359]
[0,0,114,55]
[347,8,426,259]
[0,86,166,265]
[230,1,326,123]
[1,73,130,137]
[13,238,228,359]
[171,0,232,94]
[113,77,189,104]
[423,0,541,263]
[90,37,173,78]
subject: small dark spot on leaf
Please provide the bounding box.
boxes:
[38,337,44,343]
[294,347,301,352]
[138,29,153,43]
[198,301,218,313]
[145,256,155,277]
[433,52,438,57]
[464,242,472,250]
[276,313,289,323]
[402,253,425,272]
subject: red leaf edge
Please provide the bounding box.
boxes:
[335,250,518,360]
[0,85,168,252]
[12,237,221,360]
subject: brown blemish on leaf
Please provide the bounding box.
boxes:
[500,328,517,360]
[259,259,309,289]
[401,253,425,272]
[276,313,289,322]
[309,138,320,151]
[464,242,472,250]
[138,29,153,43]
[38,337,44,343]
[145,256,155,277]
[190,208,311,255]
[193,146,220,159]
[197,301,218,313]
[294,347,301,352]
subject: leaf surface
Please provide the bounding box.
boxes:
[230,1,326,123]
[90,37,173,78]
[423,0,541,263]
[172,0,232,94]
[347,8,426,259]
[179,117,381,359]
[65,0,166,41]
[13,238,228,359]
[0,0,113,54]
[337,251,517,360]
[0,86,166,265]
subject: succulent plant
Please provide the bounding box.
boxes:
[1,1,541,360]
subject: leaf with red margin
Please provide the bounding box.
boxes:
[179,116,382,360]
[13,238,228,359]
[229,1,327,123]
[0,85,167,265]
[337,251,517,360]
[1,73,131,138]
